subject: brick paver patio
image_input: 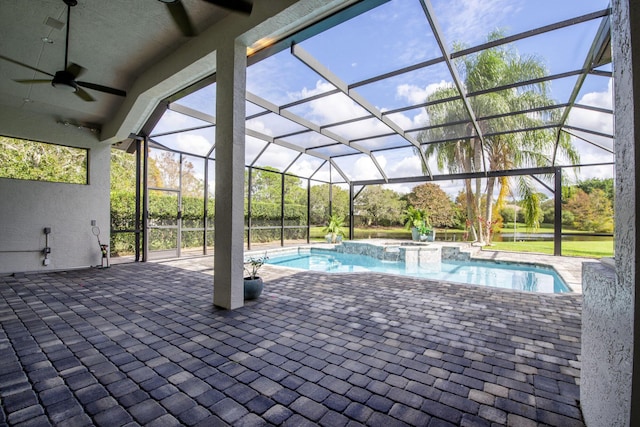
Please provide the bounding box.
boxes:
[1,258,583,426]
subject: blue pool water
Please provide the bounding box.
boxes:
[266,249,570,293]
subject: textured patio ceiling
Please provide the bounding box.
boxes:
[145,0,613,188]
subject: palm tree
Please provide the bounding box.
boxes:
[419,31,579,243]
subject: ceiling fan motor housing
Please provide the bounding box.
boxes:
[52,70,78,92]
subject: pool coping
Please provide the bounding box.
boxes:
[246,239,589,294]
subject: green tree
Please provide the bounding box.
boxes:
[0,136,87,184]
[565,188,614,232]
[577,177,614,203]
[452,190,470,231]
[500,205,519,223]
[111,149,138,192]
[418,31,579,243]
[153,151,204,197]
[247,167,306,205]
[309,184,349,225]
[406,183,455,228]
[355,186,405,226]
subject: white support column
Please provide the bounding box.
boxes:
[581,1,639,425]
[214,40,246,310]
[617,0,640,425]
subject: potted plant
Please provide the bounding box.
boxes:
[244,253,268,300]
[403,206,424,241]
[323,214,345,243]
[417,220,435,242]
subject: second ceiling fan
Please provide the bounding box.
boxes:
[158,0,254,37]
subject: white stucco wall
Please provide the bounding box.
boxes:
[580,0,639,425]
[581,261,632,427]
[0,106,110,275]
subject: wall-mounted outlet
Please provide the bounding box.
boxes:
[91,220,96,226]
[43,258,50,266]
[43,227,51,234]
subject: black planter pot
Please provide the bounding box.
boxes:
[244,277,264,300]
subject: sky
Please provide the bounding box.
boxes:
[150,0,613,198]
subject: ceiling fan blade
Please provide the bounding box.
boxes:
[77,81,126,97]
[166,1,197,37]
[66,63,86,79]
[203,0,252,14]
[14,79,52,84]
[0,55,55,78]
[75,86,95,102]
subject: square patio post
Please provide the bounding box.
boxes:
[581,1,640,425]
[214,40,246,310]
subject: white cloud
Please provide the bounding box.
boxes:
[245,118,275,138]
[354,156,383,181]
[565,79,615,181]
[387,112,413,130]
[288,158,323,178]
[396,37,431,65]
[412,110,430,128]
[386,154,422,179]
[579,80,613,110]
[568,79,613,134]
[292,80,334,101]
[152,109,206,135]
[385,108,430,132]
[397,80,451,105]
[335,155,386,181]
[309,95,368,125]
[174,134,212,156]
[434,0,521,47]
[253,144,300,171]
[245,136,268,163]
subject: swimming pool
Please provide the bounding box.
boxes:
[266,249,570,293]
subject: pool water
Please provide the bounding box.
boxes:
[266,249,570,293]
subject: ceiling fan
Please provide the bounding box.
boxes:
[158,0,253,37]
[3,0,126,102]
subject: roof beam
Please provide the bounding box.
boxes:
[353,166,559,186]
[349,56,445,89]
[563,124,614,140]
[246,127,350,182]
[553,12,612,164]
[283,152,304,174]
[466,69,584,98]
[246,127,331,161]
[168,102,216,125]
[451,9,610,60]
[308,159,328,181]
[150,124,214,138]
[574,103,613,115]
[418,0,487,173]
[291,43,432,178]
[562,129,614,155]
[329,159,350,183]
[247,91,388,181]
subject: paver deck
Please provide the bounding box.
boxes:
[1,256,584,426]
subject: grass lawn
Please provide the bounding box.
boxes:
[497,223,595,234]
[486,240,614,258]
